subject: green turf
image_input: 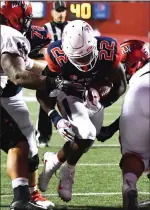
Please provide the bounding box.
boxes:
[0,89,149,210]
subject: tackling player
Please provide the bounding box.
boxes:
[0,1,62,209]
[37,20,127,202]
[120,55,150,210]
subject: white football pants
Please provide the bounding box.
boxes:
[1,91,38,157]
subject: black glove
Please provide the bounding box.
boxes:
[45,75,63,93]
[97,117,120,142]
[59,81,85,92]
[97,126,114,142]
[45,75,85,95]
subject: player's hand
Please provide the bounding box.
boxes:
[84,88,103,113]
[97,126,114,142]
[56,119,75,141]
[46,75,84,94]
[58,80,85,92]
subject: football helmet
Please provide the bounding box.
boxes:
[62,20,98,72]
[120,40,149,80]
[0,1,32,34]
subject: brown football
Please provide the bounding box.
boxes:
[90,78,113,101]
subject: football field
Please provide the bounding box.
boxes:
[1,90,149,210]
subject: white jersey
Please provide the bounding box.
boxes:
[0,25,34,95]
[120,61,150,169]
[0,25,38,157]
[1,25,32,70]
[129,62,150,86]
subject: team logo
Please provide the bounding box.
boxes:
[17,42,28,58]
[142,44,149,58]
[122,45,131,54]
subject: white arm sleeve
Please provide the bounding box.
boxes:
[1,35,33,70]
[1,36,30,56]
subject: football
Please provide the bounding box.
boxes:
[90,78,113,101]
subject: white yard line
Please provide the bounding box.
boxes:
[1,192,149,198]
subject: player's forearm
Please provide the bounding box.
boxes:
[116,63,127,96]
[14,70,46,90]
[109,117,120,132]
[15,71,62,92]
[1,53,62,91]
[112,79,126,100]
[29,59,47,75]
[108,62,127,99]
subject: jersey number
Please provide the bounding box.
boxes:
[51,47,68,67]
[99,40,115,61]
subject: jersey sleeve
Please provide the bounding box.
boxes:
[1,35,30,57]
[45,42,63,73]
[28,25,51,50]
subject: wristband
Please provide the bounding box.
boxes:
[48,109,62,127]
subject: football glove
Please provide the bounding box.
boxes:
[48,110,75,142]
[97,117,120,142]
[97,126,114,142]
[56,119,75,142]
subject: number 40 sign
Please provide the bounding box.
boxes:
[70,3,92,19]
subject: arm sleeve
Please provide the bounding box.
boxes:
[1,35,33,70]
[42,65,59,77]
[45,44,62,73]
[113,42,122,68]
[1,36,30,58]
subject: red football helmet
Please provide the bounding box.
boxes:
[0,1,32,34]
[120,40,149,80]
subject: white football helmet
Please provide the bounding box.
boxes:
[62,20,98,72]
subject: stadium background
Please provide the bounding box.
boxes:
[1,1,150,210]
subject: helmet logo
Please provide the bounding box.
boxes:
[12,1,21,8]
[142,45,149,58]
[122,45,131,54]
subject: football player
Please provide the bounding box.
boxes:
[37,20,127,202]
[97,40,150,210]
[26,24,52,148]
[120,55,150,210]
[97,40,149,142]
[0,1,62,209]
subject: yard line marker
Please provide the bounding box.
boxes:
[92,144,120,147]
[77,163,119,166]
[1,192,149,197]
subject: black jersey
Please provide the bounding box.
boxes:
[45,36,122,86]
